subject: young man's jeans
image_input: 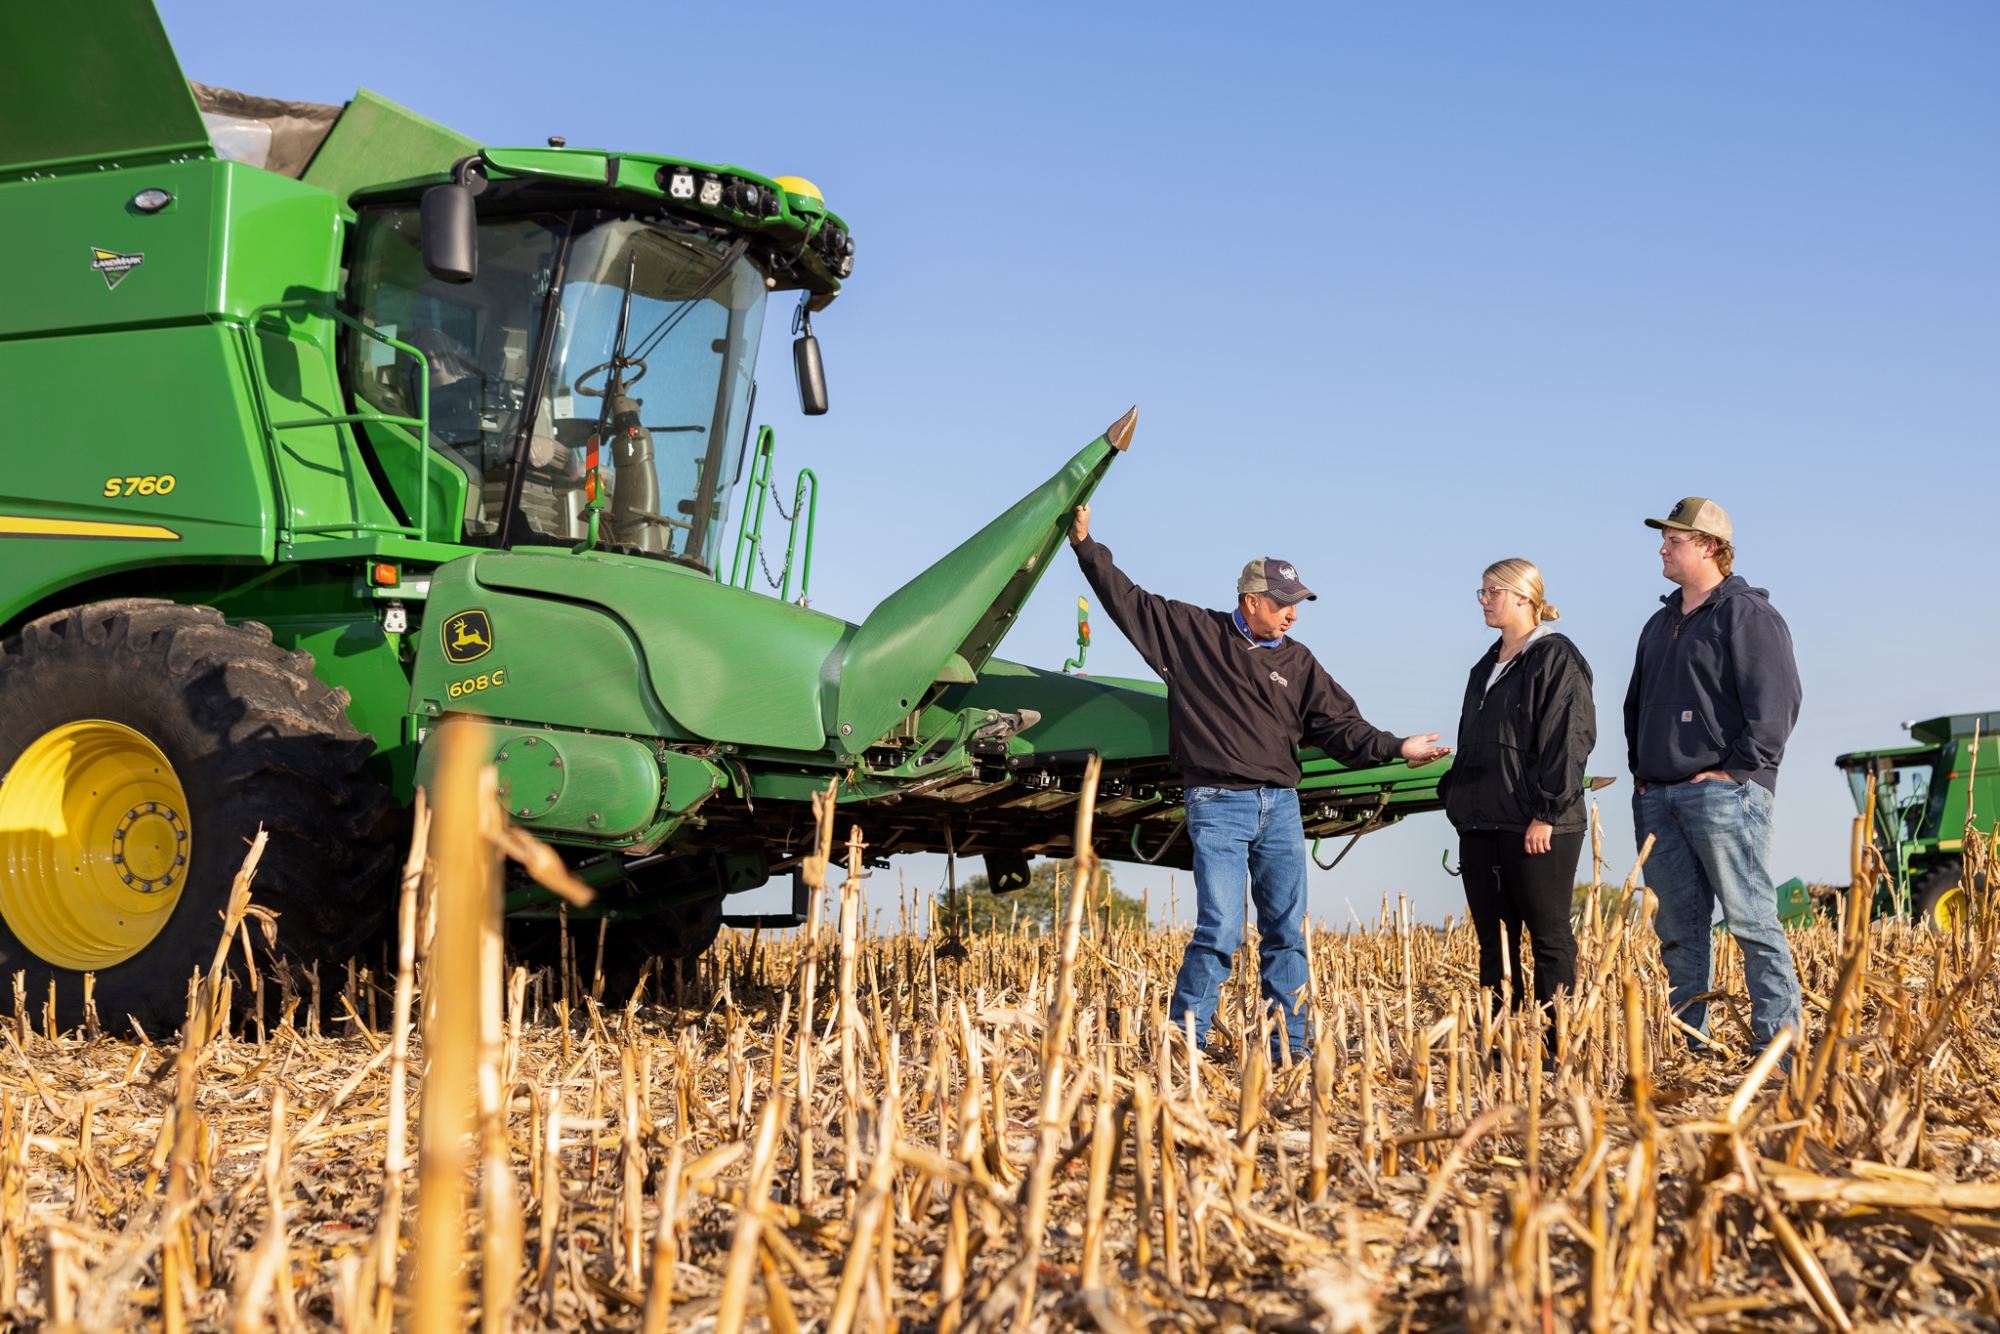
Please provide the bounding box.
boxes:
[1169,785,1310,1056]
[1635,778,1802,1051]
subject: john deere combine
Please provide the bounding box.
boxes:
[1836,712,1999,928]
[0,2,1448,1030]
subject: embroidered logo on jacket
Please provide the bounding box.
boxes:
[1270,671,1288,687]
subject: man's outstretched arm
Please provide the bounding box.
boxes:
[1069,505,1183,678]
[1300,663,1451,768]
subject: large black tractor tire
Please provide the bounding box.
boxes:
[1913,864,1983,931]
[0,599,398,1036]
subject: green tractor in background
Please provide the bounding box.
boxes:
[1835,711,1999,929]
[0,1,1450,1032]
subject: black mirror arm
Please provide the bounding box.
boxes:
[791,294,829,416]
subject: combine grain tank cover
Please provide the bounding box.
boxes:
[188,83,342,178]
[0,0,209,176]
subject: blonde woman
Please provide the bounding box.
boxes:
[1441,559,1596,1032]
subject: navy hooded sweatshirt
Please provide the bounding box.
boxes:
[1622,574,1801,793]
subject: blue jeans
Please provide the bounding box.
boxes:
[1635,778,1802,1051]
[1169,786,1310,1055]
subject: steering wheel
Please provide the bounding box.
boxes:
[574,358,648,397]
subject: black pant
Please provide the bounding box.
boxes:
[1458,828,1584,1010]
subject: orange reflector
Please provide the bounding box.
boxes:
[370,562,399,587]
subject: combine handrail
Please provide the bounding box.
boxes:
[246,300,431,543]
[728,426,775,588]
[726,425,818,605]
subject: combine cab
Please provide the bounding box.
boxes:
[0,1,1448,1029]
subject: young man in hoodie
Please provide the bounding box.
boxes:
[1624,497,1803,1059]
[1070,504,1450,1059]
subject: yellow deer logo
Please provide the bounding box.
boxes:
[442,609,493,664]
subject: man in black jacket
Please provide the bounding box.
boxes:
[1071,504,1449,1057]
[1624,497,1803,1058]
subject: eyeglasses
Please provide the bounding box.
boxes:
[1475,587,1522,603]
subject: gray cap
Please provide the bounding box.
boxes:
[1237,558,1316,605]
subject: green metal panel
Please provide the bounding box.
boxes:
[0,152,394,628]
[1932,735,2000,856]
[276,536,473,566]
[0,321,275,627]
[0,0,208,176]
[409,557,674,738]
[660,750,730,812]
[413,724,663,837]
[211,169,414,545]
[1910,712,2000,746]
[1083,674,1168,697]
[0,159,217,337]
[467,551,850,751]
[211,163,344,314]
[835,431,1118,752]
[300,88,479,205]
[479,148,609,188]
[1773,877,1816,929]
[351,419,471,545]
[938,659,1169,761]
[1,158,341,335]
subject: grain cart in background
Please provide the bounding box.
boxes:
[0,1,1449,1031]
[1835,711,1999,928]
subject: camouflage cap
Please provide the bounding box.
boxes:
[1645,496,1732,543]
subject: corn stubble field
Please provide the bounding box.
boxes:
[6,723,2000,1334]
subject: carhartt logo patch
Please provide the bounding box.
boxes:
[88,247,145,290]
[1682,710,1693,722]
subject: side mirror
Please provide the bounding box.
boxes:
[420,184,478,284]
[793,332,828,415]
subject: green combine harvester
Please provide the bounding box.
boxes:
[0,2,1449,1030]
[1836,711,1999,929]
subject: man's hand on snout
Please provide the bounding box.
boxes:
[1401,733,1452,766]
[1070,504,1091,544]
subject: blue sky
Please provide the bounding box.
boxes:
[166,1,1999,924]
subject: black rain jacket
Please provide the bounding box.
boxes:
[1441,630,1596,834]
[1622,575,1801,793]
[1072,538,1404,788]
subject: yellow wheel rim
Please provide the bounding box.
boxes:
[1931,884,1967,931]
[0,721,191,969]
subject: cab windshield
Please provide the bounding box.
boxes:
[349,209,766,568]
